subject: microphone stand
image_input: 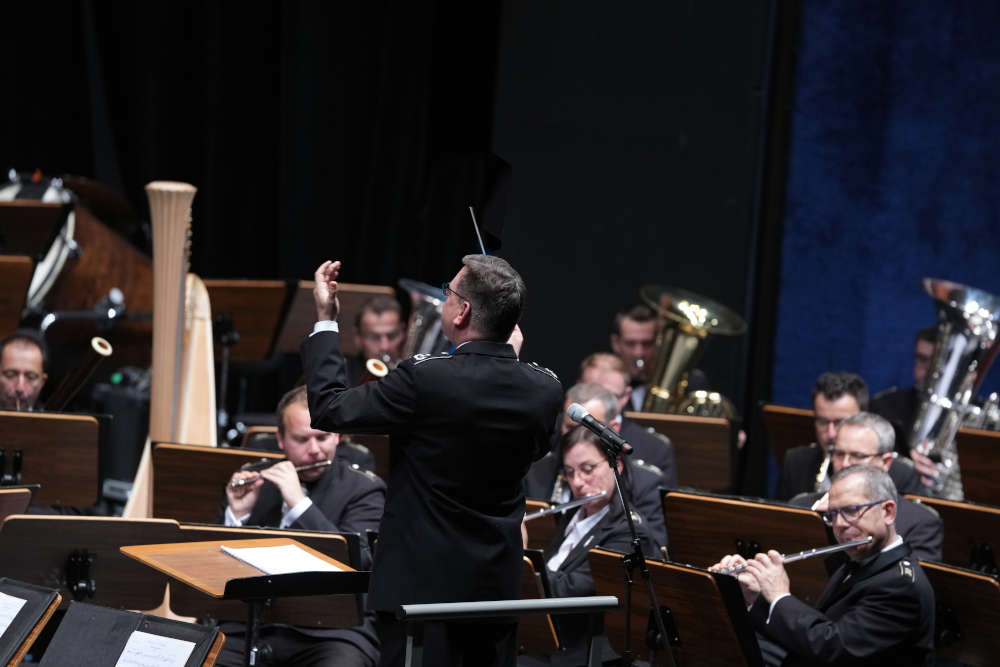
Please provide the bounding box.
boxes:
[596,435,677,667]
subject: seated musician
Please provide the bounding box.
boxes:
[776,371,925,500]
[869,325,936,457]
[578,352,678,488]
[522,426,658,666]
[608,303,658,412]
[788,412,942,561]
[524,382,669,554]
[0,329,48,411]
[344,294,406,387]
[711,465,935,666]
[217,385,385,667]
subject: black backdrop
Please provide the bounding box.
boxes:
[3,1,786,493]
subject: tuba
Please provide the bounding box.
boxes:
[639,285,746,417]
[910,278,1000,500]
[398,278,452,357]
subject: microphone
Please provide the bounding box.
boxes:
[567,403,633,456]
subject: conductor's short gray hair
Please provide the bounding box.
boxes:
[566,382,620,421]
[837,411,895,454]
[832,464,898,505]
[459,255,525,342]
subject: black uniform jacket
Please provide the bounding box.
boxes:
[788,491,942,562]
[776,443,926,501]
[303,332,564,611]
[752,542,934,666]
[620,417,678,489]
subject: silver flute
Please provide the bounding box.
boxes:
[524,492,607,521]
[229,459,333,488]
[718,536,874,575]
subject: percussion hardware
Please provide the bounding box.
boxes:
[718,536,874,575]
[229,459,333,487]
[523,492,607,521]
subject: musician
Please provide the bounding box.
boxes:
[217,385,385,667]
[788,412,942,561]
[523,427,658,666]
[524,382,669,553]
[711,465,935,666]
[345,295,406,386]
[869,325,936,457]
[609,303,658,411]
[0,329,48,411]
[303,256,563,667]
[578,352,678,487]
[776,371,925,500]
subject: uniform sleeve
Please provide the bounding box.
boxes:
[293,477,386,535]
[903,504,943,562]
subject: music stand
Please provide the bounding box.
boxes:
[759,403,815,467]
[955,427,1000,506]
[624,411,732,491]
[0,487,32,523]
[906,495,1000,573]
[0,256,33,333]
[921,561,1000,665]
[0,410,100,506]
[273,281,395,357]
[0,200,68,258]
[0,578,61,666]
[121,537,369,667]
[518,556,561,654]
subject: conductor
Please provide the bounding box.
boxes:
[302,256,564,666]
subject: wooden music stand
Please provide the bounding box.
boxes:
[518,556,560,654]
[663,490,832,604]
[152,443,284,523]
[121,537,369,667]
[0,410,100,506]
[905,495,1000,572]
[760,403,815,467]
[273,281,395,357]
[0,256,33,333]
[954,427,1000,506]
[203,279,291,363]
[0,488,31,523]
[524,499,559,552]
[0,578,61,666]
[624,411,732,491]
[921,561,1000,666]
[589,548,761,666]
[0,200,67,258]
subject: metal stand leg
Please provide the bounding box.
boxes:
[244,599,263,667]
[404,621,424,667]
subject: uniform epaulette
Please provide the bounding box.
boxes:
[412,352,452,365]
[347,462,380,482]
[629,510,644,525]
[898,559,915,582]
[632,459,664,476]
[526,361,559,382]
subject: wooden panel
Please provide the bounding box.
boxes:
[589,548,761,666]
[663,490,832,605]
[905,495,1000,570]
[955,427,1000,506]
[152,443,283,523]
[273,281,395,355]
[0,256,33,334]
[518,557,560,653]
[624,411,732,491]
[0,411,99,506]
[203,279,289,362]
[922,562,1000,666]
[0,488,31,523]
[760,403,815,467]
[524,499,558,552]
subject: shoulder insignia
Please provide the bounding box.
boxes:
[412,352,452,365]
[629,510,644,525]
[347,463,380,482]
[632,459,664,476]
[526,361,559,382]
[898,560,915,581]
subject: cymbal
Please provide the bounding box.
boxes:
[639,285,746,336]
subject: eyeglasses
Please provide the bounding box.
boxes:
[561,460,607,480]
[815,416,848,430]
[820,499,887,526]
[829,449,880,464]
[441,282,470,303]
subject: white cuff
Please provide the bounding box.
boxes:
[310,320,339,336]
[280,497,313,529]
[767,593,791,623]
[224,506,251,527]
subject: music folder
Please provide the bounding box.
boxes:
[0,578,61,666]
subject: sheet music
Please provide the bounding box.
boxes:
[0,592,27,636]
[220,544,342,575]
[114,630,196,667]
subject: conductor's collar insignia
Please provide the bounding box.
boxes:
[413,352,452,365]
[526,361,559,382]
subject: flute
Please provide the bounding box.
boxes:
[524,492,607,521]
[229,459,333,487]
[718,536,874,575]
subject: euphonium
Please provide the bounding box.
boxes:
[398,278,452,357]
[639,285,746,418]
[910,278,1000,500]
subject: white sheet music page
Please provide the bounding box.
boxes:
[220,544,341,575]
[114,630,195,667]
[0,592,27,636]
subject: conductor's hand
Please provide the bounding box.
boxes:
[709,554,760,607]
[744,550,790,603]
[260,461,307,509]
[507,324,524,357]
[226,471,264,517]
[313,260,342,322]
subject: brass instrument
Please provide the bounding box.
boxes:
[910,278,1000,500]
[639,285,746,417]
[365,354,392,379]
[44,336,112,411]
[398,278,452,358]
[813,453,832,494]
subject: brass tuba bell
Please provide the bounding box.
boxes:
[639,285,746,418]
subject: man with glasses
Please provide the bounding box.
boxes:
[303,256,563,667]
[788,412,941,561]
[776,371,924,500]
[711,465,935,666]
[345,295,406,386]
[0,329,48,411]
